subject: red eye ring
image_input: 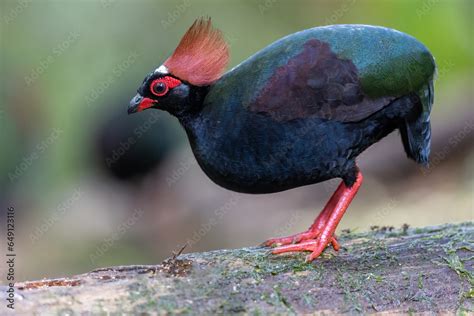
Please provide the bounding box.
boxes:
[149,76,182,97]
[150,79,169,96]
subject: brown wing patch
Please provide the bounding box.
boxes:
[249,39,394,122]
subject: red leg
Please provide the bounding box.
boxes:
[266,171,363,262]
[263,176,350,247]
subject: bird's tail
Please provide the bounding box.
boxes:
[399,80,434,166]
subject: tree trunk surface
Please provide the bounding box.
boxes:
[4,222,474,315]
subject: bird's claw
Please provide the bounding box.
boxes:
[263,230,320,248]
[263,231,339,262]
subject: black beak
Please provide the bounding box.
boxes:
[128,94,142,114]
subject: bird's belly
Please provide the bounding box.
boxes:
[190,121,355,194]
[198,160,339,194]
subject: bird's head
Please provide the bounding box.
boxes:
[128,18,229,117]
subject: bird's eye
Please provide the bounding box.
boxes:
[151,80,169,96]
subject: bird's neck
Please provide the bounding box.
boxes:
[173,84,209,122]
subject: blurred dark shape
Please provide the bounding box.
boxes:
[92,96,183,182]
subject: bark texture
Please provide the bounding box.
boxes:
[5,222,474,315]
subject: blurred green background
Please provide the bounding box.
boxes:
[0,0,472,281]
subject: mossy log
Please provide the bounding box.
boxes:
[6,223,474,315]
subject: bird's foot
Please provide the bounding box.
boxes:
[270,235,340,262]
[262,230,320,247]
[263,230,340,262]
[262,171,362,262]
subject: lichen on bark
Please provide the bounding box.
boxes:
[4,222,473,315]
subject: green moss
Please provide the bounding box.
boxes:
[336,269,364,313]
[418,273,424,289]
[302,293,314,308]
[239,249,321,278]
[366,273,384,283]
[271,285,294,312]
[442,252,473,286]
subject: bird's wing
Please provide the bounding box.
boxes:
[248,39,396,122]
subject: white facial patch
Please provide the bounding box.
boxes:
[154,65,169,74]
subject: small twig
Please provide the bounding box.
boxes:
[172,243,188,260]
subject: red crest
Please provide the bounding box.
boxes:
[164,18,230,86]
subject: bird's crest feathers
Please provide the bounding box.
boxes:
[164,18,229,86]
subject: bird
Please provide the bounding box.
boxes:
[128,18,436,262]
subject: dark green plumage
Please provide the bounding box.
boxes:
[204,24,436,166]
